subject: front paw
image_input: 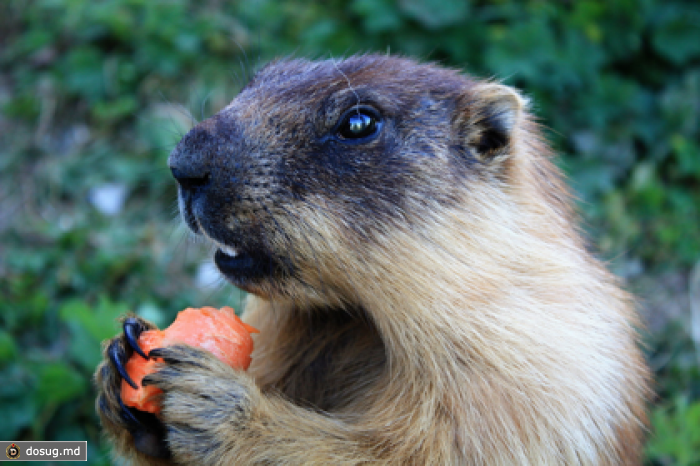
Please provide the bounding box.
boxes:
[95,316,171,459]
[146,345,253,427]
[145,345,254,460]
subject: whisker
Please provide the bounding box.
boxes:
[200,89,214,123]
[199,262,229,306]
[156,90,196,134]
[332,57,361,113]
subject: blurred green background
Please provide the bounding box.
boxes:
[1,0,699,464]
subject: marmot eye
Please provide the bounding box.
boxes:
[335,107,381,142]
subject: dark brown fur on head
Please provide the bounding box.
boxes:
[169,55,528,300]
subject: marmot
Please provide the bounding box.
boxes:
[95,55,650,465]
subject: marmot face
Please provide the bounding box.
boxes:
[169,55,524,299]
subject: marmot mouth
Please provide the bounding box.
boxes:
[214,247,259,276]
[213,246,278,291]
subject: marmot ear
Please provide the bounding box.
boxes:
[455,83,527,160]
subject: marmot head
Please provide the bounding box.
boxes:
[168,55,528,301]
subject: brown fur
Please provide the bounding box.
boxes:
[95,55,650,465]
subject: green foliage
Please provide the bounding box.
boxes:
[647,397,700,465]
[1,0,699,463]
[648,319,700,402]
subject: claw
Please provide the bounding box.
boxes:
[109,343,138,390]
[119,400,172,459]
[119,398,141,428]
[148,346,207,369]
[124,317,149,360]
[148,347,165,359]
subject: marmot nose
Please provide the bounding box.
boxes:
[170,166,211,193]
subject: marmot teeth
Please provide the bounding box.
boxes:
[218,245,240,258]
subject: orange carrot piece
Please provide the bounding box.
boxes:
[121,306,258,414]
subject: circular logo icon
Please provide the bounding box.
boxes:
[6,443,20,459]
